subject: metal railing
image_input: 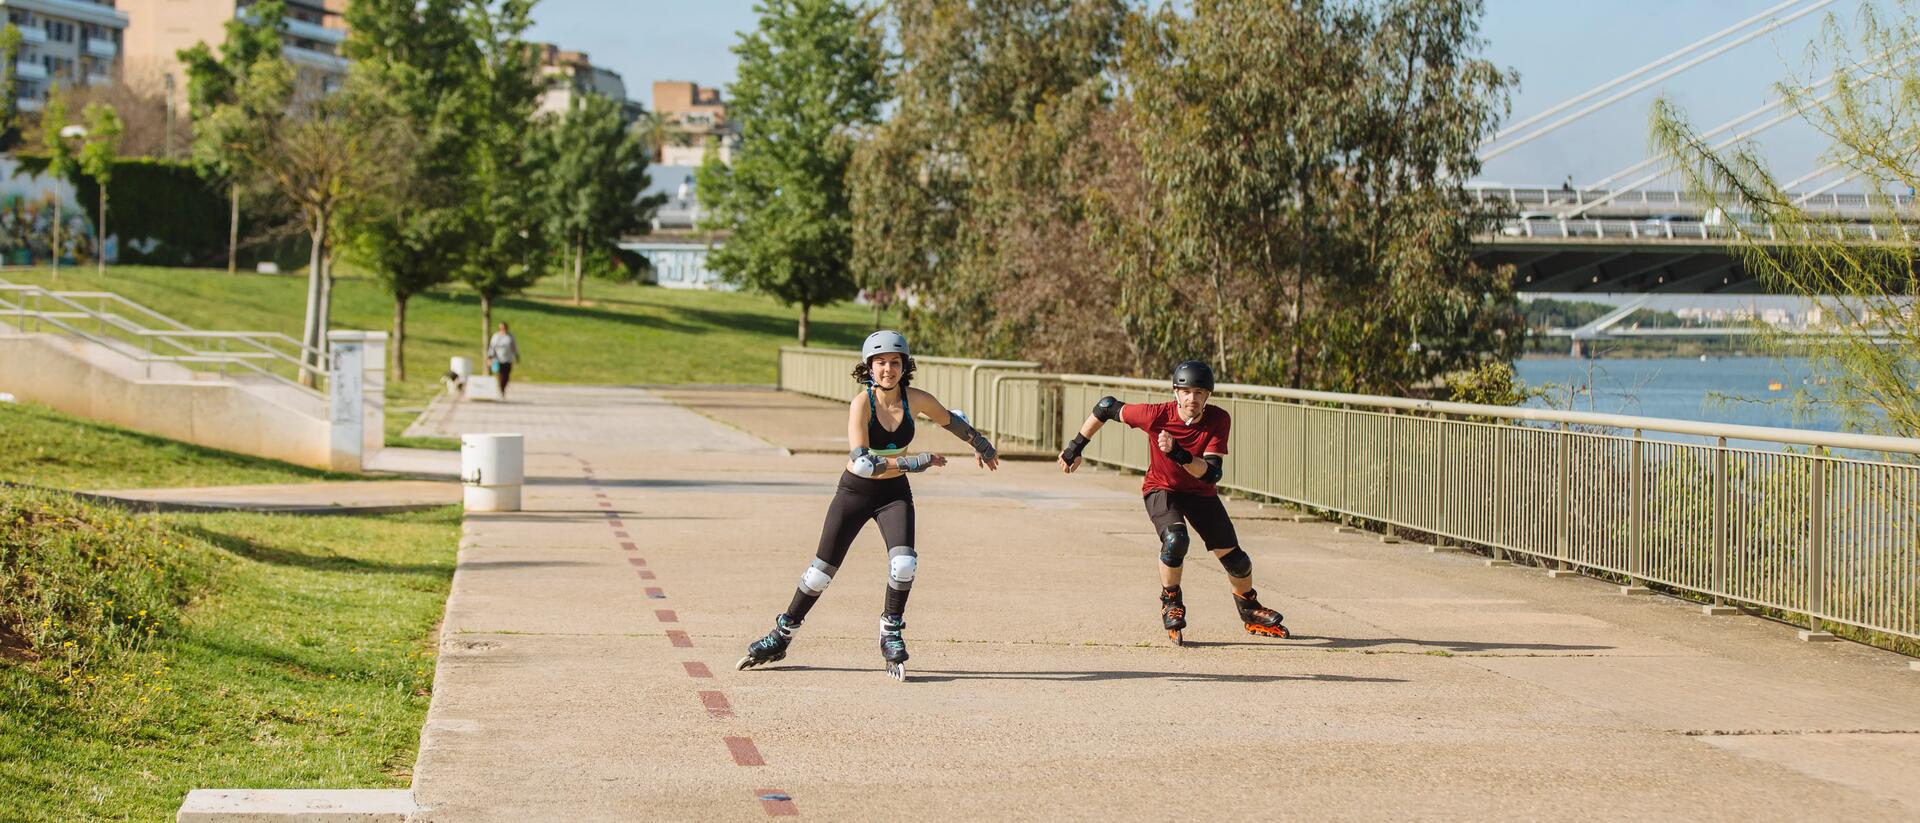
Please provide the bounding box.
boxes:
[1469,185,1918,216]
[1489,217,1908,243]
[0,280,330,397]
[777,348,1920,644]
[1052,374,1920,643]
[778,346,1040,436]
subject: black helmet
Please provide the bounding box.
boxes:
[1171,360,1215,391]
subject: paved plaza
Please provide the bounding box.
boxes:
[406,385,1920,821]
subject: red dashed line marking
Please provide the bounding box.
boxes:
[613,531,630,539]
[608,519,625,528]
[699,690,735,718]
[620,541,639,551]
[666,631,693,648]
[626,557,647,567]
[755,791,799,817]
[638,570,657,580]
[645,587,666,599]
[655,609,678,623]
[725,737,765,766]
[597,501,613,508]
[684,661,713,678]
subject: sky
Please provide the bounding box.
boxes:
[525,0,1883,188]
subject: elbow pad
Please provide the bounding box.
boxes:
[1093,396,1125,422]
[1201,455,1224,484]
[850,447,885,478]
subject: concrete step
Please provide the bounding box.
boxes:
[177,790,415,822]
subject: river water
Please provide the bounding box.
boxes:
[1513,356,1836,431]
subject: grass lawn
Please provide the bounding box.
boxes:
[0,401,360,490]
[0,488,458,822]
[1,265,891,444]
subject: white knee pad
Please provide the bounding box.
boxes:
[799,559,836,596]
[887,546,917,590]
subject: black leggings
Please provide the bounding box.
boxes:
[496,362,513,393]
[784,471,916,622]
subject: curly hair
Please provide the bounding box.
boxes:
[852,355,915,388]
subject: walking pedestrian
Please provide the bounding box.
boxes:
[487,322,521,400]
[737,330,1001,681]
[1056,360,1290,644]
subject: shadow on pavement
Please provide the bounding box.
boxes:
[775,665,1407,684]
[1288,635,1616,653]
[455,560,596,571]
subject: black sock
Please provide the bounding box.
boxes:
[883,587,910,617]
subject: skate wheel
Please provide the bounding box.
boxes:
[736,656,755,671]
[1168,629,1185,647]
[885,662,907,682]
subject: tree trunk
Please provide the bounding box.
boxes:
[298,220,326,388]
[228,185,239,275]
[392,293,409,382]
[572,240,584,305]
[480,292,493,356]
[50,197,61,280]
[798,301,811,347]
[317,244,336,351]
[96,186,106,277]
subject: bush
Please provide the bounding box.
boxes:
[0,488,213,681]
[13,154,303,268]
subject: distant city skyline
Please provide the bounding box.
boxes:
[528,0,1885,189]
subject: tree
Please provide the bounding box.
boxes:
[78,102,123,277]
[537,92,662,305]
[340,0,480,381]
[40,86,78,279]
[1652,4,1920,437]
[0,25,24,153]
[179,0,287,275]
[457,0,551,349]
[698,0,887,345]
[202,58,402,384]
[849,0,1132,363]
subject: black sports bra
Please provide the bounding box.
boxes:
[866,387,914,456]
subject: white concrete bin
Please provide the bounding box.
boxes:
[461,433,524,512]
[450,356,472,387]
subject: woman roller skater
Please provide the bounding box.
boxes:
[737,330,1001,680]
[1057,360,1290,645]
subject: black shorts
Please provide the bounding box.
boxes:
[1144,490,1239,550]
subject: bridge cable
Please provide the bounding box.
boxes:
[1481,0,1836,162]
[1487,0,1809,144]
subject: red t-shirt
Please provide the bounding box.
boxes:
[1118,401,1230,496]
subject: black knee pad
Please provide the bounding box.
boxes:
[1159,525,1190,567]
[1219,548,1252,578]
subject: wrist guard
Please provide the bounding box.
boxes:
[1165,444,1193,465]
[942,412,997,461]
[896,452,937,473]
[1060,433,1090,464]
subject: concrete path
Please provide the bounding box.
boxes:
[410,384,1920,821]
[86,480,458,514]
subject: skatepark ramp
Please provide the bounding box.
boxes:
[782,346,1920,651]
[0,279,385,471]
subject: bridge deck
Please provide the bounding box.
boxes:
[409,385,1920,821]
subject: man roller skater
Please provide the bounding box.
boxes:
[1057,360,1290,645]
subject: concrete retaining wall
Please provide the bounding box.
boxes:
[0,331,339,470]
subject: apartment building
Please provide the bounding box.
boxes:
[0,0,130,110]
[118,0,346,101]
[652,79,735,166]
[535,44,636,122]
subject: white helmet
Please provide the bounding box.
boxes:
[862,330,909,363]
